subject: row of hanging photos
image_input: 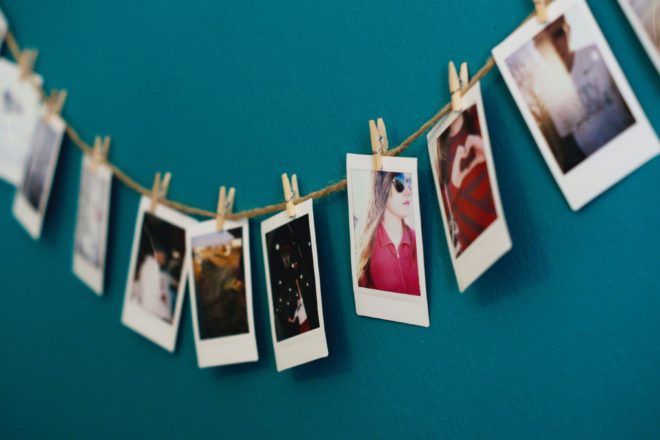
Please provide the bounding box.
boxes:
[4,0,659,372]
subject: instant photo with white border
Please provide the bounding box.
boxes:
[493,0,659,211]
[427,83,512,292]
[12,110,65,239]
[0,59,44,186]
[72,155,113,295]
[261,198,328,372]
[346,154,430,327]
[617,0,660,73]
[121,196,196,352]
[186,218,259,368]
[0,10,7,48]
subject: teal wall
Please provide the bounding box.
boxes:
[1,1,658,438]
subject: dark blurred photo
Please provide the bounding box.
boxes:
[130,212,186,323]
[191,227,248,339]
[265,215,320,342]
[435,104,497,257]
[505,9,635,173]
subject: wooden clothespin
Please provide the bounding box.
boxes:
[150,171,171,213]
[534,0,548,23]
[44,89,67,119]
[449,61,469,112]
[369,118,388,171]
[282,173,299,218]
[216,186,236,231]
[18,49,38,80]
[91,135,111,169]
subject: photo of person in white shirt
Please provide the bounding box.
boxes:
[505,12,635,173]
[130,213,185,323]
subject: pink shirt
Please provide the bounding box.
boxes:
[360,222,421,296]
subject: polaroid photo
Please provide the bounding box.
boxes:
[618,0,660,73]
[72,155,113,295]
[186,218,258,368]
[427,83,512,292]
[0,58,43,186]
[493,0,659,211]
[346,154,430,327]
[121,196,197,352]
[12,109,65,239]
[0,10,7,48]
[261,198,328,372]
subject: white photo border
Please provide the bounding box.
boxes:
[121,196,197,352]
[346,154,430,327]
[617,0,660,73]
[186,218,259,368]
[12,111,66,239]
[426,83,512,292]
[72,156,113,295]
[261,198,329,372]
[492,0,659,211]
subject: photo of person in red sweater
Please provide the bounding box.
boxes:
[427,83,511,292]
[347,153,429,326]
[436,103,497,258]
[355,171,420,296]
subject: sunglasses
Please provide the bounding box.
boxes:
[392,174,412,193]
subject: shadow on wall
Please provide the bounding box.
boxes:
[213,220,273,378]
[469,79,550,304]
[293,194,353,381]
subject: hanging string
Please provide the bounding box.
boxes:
[2,20,505,219]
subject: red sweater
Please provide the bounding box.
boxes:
[440,109,497,256]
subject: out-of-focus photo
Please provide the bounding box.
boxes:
[505,9,635,173]
[191,227,249,339]
[130,211,186,323]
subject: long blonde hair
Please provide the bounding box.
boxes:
[356,171,396,283]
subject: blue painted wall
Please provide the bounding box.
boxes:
[0,1,658,438]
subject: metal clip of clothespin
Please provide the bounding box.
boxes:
[18,49,38,80]
[534,0,548,23]
[91,135,111,170]
[150,171,171,213]
[216,186,236,231]
[449,61,469,112]
[282,173,299,218]
[369,118,388,171]
[44,89,67,120]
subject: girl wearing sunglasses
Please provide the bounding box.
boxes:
[356,171,420,296]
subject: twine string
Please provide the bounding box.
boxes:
[3,11,520,220]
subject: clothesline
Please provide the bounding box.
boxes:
[3,22,504,220]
